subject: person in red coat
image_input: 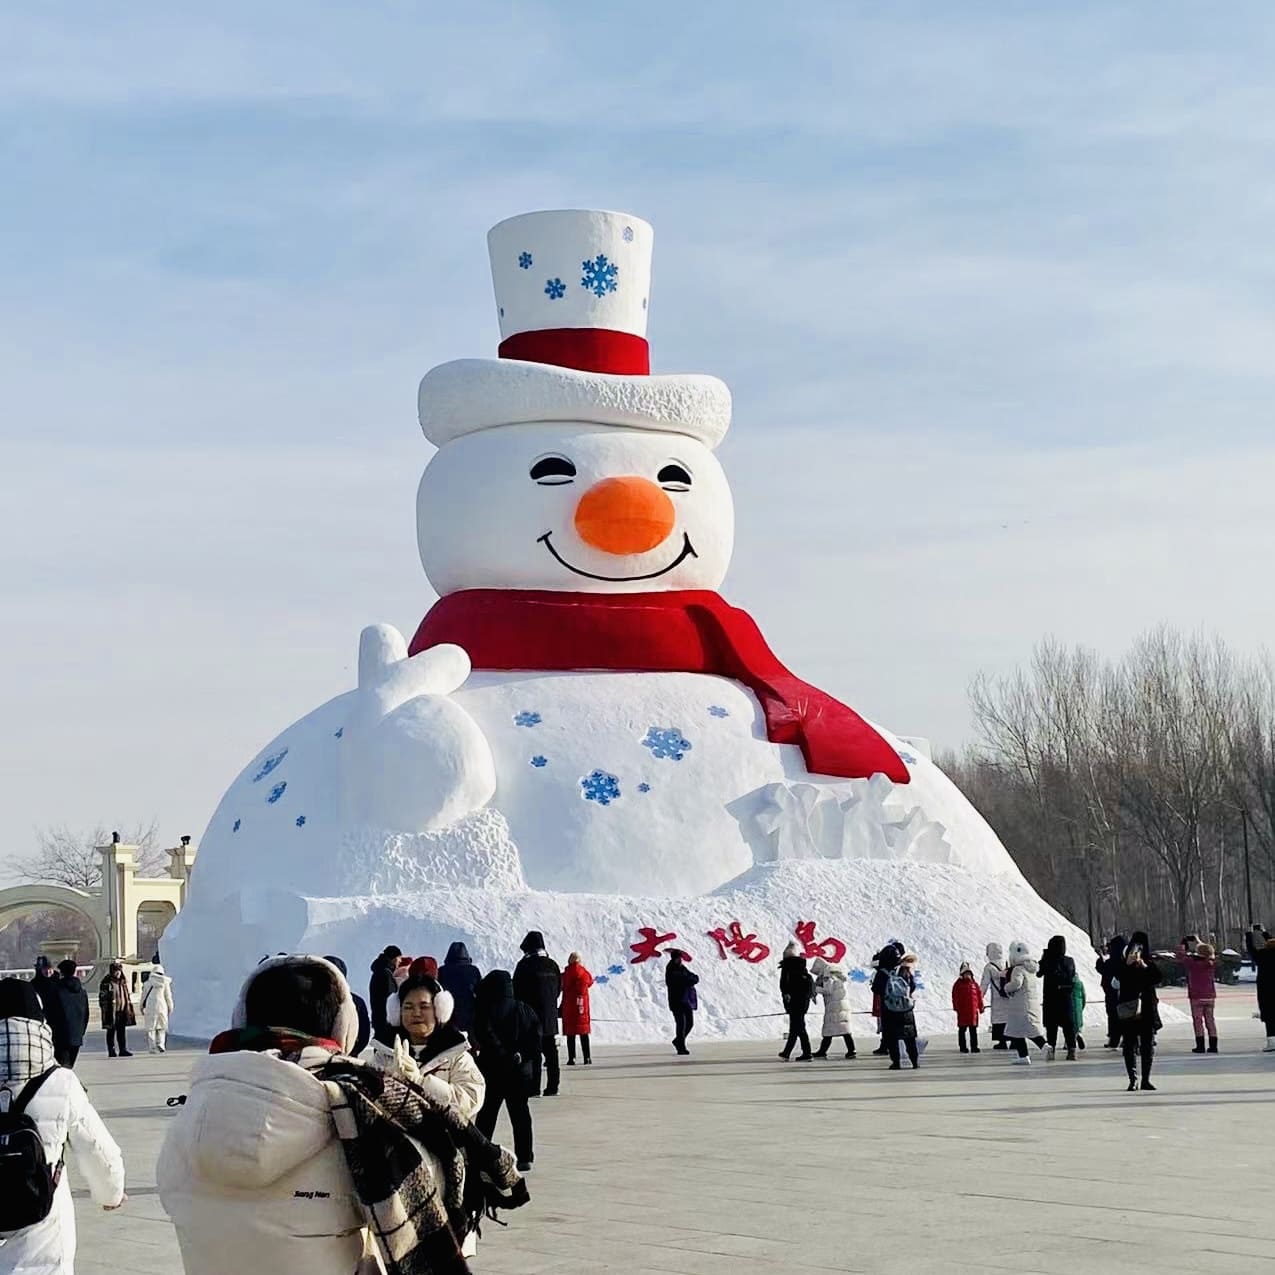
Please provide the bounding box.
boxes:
[952,962,985,1053]
[561,952,594,1065]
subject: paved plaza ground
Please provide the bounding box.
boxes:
[68,986,1271,1275]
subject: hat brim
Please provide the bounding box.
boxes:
[418,358,731,450]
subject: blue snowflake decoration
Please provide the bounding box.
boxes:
[848,968,870,984]
[637,782,651,793]
[544,277,566,300]
[518,251,532,269]
[580,253,619,297]
[232,818,241,833]
[622,225,634,242]
[581,769,621,805]
[708,705,730,718]
[595,975,609,984]
[608,963,625,976]
[295,815,306,828]
[530,755,548,768]
[514,710,542,728]
[899,751,917,765]
[642,726,691,761]
[252,748,288,783]
[266,781,287,804]
[334,727,344,739]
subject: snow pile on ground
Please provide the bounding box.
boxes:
[167,857,1167,1042]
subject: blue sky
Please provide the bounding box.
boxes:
[3,2,1274,863]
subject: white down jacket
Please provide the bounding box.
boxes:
[158,1046,379,1275]
[140,971,174,1030]
[980,943,1010,1027]
[810,958,854,1037]
[1001,942,1044,1040]
[362,1034,484,1121]
[0,1020,126,1275]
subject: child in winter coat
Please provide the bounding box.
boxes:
[951,962,984,1053]
[810,957,856,1058]
[1176,936,1218,1053]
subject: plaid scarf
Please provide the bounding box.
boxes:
[319,1059,529,1275]
[0,1018,57,1100]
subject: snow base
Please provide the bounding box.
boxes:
[165,858,1166,1042]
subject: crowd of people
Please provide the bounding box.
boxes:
[1,920,1272,1273]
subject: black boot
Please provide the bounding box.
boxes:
[1191,1035,1205,1054]
[1208,1037,1218,1053]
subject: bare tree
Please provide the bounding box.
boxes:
[9,821,166,890]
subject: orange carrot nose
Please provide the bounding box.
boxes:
[574,476,677,555]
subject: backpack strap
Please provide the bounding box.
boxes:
[8,1067,59,1117]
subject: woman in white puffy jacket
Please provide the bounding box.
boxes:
[980,942,1011,1049]
[1001,940,1049,1064]
[0,978,126,1274]
[140,965,174,1054]
[809,958,857,1059]
[362,974,485,1120]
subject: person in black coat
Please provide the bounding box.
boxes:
[368,945,402,1048]
[665,949,699,1055]
[32,955,71,1064]
[1037,935,1078,1059]
[513,930,562,1097]
[324,956,371,1055]
[472,970,541,1172]
[54,959,91,1068]
[1245,924,1275,1049]
[1095,933,1127,1049]
[778,943,814,1061]
[439,941,483,1035]
[871,946,919,1070]
[1114,931,1161,1091]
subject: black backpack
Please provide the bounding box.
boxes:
[0,1069,63,1231]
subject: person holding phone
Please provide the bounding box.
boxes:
[1114,932,1161,1091]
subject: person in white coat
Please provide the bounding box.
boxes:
[362,974,485,1119]
[0,978,127,1274]
[980,942,1011,1049]
[140,966,174,1054]
[159,955,515,1275]
[809,957,857,1059]
[1001,940,1049,1064]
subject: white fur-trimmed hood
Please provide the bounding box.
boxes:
[231,955,359,1054]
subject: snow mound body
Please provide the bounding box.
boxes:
[166,858,1172,1041]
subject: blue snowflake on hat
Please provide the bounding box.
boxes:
[581,254,619,297]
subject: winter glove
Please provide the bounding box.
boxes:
[391,1036,423,1084]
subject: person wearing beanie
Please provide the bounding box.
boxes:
[364,975,485,1120]
[473,970,543,1172]
[159,955,526,1274]
[54,959,91,1069]
[98,961,136,1058]
[0,977,127,1270]
[951,962,984,1053]
[664,950,699,1056]
[513,931,562,1097]
[871,946,919,1070]
[1002,941,1049,1065]
[1175,936,1219,1053]
[368,945,402,1048]
[32,955,71,1068]
[1037,935,1078,1060]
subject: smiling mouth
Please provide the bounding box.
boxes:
[537,531,698,582]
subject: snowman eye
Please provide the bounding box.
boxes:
[658,463,692,491]
[529,455,576,485]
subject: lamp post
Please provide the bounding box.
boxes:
[1241,807,1254,926]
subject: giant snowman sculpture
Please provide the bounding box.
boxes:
[165,210,1100,1039]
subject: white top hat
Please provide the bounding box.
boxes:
[418,209,731,449]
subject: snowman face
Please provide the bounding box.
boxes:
[417,422,734,595]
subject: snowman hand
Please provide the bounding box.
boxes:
[340,625,496,832]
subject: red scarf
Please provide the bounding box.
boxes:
[409,590,908,783]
